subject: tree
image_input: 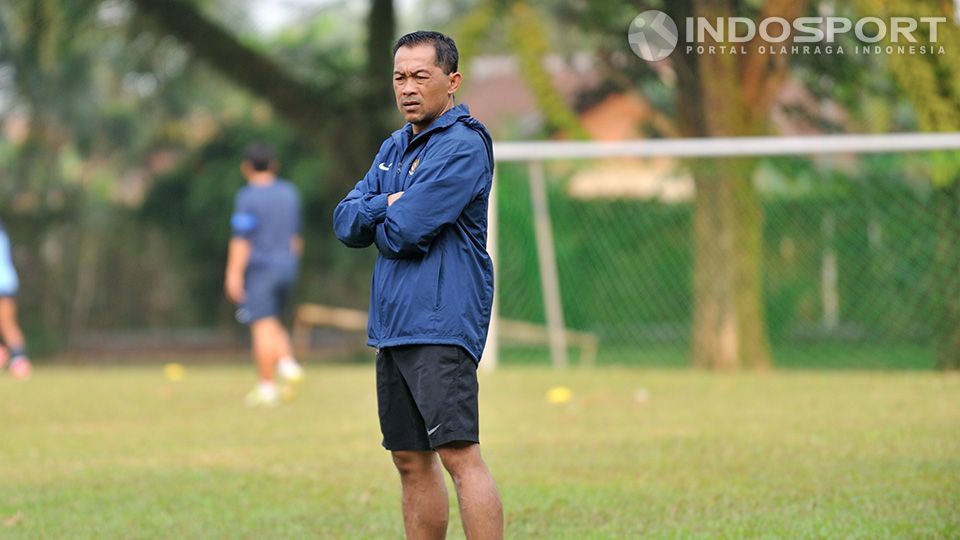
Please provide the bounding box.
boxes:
[130,0,397,188]
[456,0,588,137]
[525,0,809,368]
[678,0,807,369]
[0,0,400,348]
[0,0,194,346]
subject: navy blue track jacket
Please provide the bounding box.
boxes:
[333,104,495,362]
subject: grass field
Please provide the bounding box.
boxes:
[2,362,958,539]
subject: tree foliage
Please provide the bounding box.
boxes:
[848,0,960,369]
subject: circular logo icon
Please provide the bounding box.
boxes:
[628,10,679,61]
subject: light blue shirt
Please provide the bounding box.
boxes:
[0,222,19,295]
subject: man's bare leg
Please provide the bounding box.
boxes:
[250,318,282,382]
[274,321,294,361]
[0,298,25,351]
[0,297,30,377]
[392,450,449,540]
[437,442,503,540]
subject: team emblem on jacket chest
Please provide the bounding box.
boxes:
[408,158,421,176]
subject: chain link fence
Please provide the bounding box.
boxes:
[494,148,960,369]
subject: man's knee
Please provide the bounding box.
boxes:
[436,442,482,478]
[391,450,437,478]
[251,317,279,332]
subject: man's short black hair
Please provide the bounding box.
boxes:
[393,31,459,74]
[244,142,275,172]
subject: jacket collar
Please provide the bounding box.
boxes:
[393,103,471,149]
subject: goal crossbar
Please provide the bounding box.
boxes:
[493,132,960,162]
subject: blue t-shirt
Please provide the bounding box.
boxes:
[231,179,302,270]
[0,219,19,295]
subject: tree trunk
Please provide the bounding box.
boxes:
[684,0,775,369]
[366,0,396,101]
[130,0,396,187]
[131,0,334,137]
[68,220,99,346]
[690,159,771,369]
[933,179,960,370]
[365,0,397,149]
[691,166,738,369]
[730,169,771,369]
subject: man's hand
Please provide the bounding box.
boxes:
[388,191,405,206]
[225,273,246,304]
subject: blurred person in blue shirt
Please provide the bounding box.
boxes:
[225,142,304,407]
[0,219,31,379]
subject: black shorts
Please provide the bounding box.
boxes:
[376,345,479,451]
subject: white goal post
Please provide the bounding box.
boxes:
[480,132,960,371]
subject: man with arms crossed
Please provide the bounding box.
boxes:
[334,31,503,540]
[226,142,304,407]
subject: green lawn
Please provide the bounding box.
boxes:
[1,363,958,539]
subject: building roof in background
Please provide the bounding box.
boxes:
[465,53,854,202]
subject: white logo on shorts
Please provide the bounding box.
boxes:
[427,424,442,436]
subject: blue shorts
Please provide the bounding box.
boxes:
[0,231,18,298]
[235,265,296,325]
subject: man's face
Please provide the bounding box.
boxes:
[393,44,461,133]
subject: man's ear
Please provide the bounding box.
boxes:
[240,160,252,178]
[448,71,463,95]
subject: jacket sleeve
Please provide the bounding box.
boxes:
[333,146,391,248]
[375,138,488,258]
